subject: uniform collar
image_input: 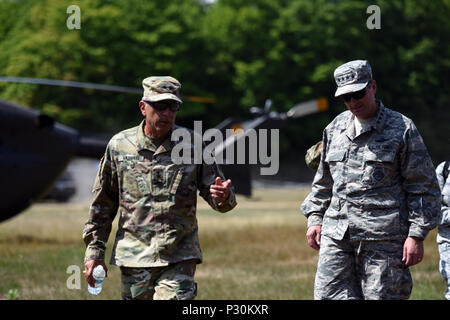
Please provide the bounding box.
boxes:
[345,99,386,139]
[136,119,175,154]
[372,100,387,133]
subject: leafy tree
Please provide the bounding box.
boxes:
[0,0,208,132]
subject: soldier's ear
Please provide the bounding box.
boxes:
[139,101,146,117]
[371,80,377,95]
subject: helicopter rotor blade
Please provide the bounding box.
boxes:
[183,96,216,104]
[287,97,328,118]
[0,76,216,103]
[0,76,142,94]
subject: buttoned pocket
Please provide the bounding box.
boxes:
[120,160,151,202]
[330,197,342,211]
[325,150,346,181]
[149,163,185,198]
[362,149,397,187]
[324,197,342,220]
[325,150,346,162]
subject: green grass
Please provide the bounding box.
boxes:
[0,188,446,300]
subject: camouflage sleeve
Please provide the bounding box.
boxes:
[436,162,450,226]
[197,161,237,213]
[400,122,441,239]
[82,142,119,262]
[305,141,323,171]
[300,129,333,227]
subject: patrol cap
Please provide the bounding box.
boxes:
[142,76,182,103]
[334,60,373,97]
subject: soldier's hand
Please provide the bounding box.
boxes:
[210,177,231,203]
[402,236,424,267]
[306,225,322,251]
[84,260,108,288]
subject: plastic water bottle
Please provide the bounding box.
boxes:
[88,265,105,295]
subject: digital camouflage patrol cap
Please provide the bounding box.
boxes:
[142,76,182,103]
[334,60,372,97]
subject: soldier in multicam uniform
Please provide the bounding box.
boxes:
[83,76,237,300]
[301,60,441,300]
[305,141,322,172]
[436,160,450,299]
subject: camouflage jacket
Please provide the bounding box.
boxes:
[436,161,450,244]
[83,120,237,267]
[301,100,441,241]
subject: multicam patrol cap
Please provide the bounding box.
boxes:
[334,60,373,97]
[142,76,182,103]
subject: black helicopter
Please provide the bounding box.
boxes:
[0,76,328,222]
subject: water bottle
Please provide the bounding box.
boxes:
[88,265,105,295]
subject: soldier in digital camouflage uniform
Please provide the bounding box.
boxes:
[301,60,441,300]
[436,160,450,299]
[83,76,237,300]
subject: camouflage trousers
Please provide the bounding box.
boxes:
[438,242,450,300]
[120,259,198,300]
[314,234,412,300]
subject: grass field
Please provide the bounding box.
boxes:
[0,188,446,300]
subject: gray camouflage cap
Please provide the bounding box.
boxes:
[142,76,182,103]
[334,60,372,97]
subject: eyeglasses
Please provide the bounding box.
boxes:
[341,83,370,102]
[145,101,181,112]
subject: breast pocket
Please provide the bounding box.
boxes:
[325,150,346,181]
[150,163,185,198]
[120,160,151,202]
[362,149,397,187]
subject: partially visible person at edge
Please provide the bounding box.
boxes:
[305,141,322,172]
[83,76,237,300]
[436,160,450,299]
[300,60,441,300]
